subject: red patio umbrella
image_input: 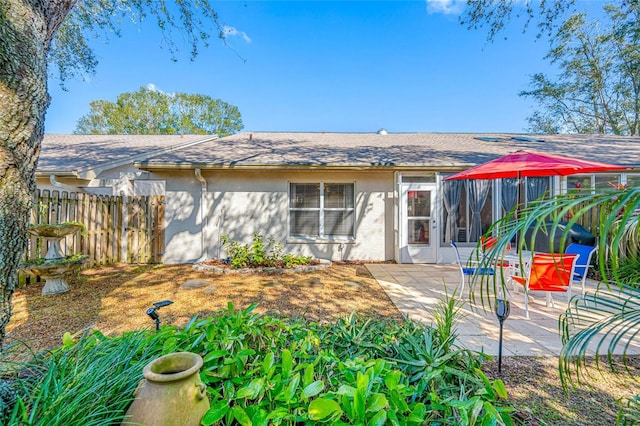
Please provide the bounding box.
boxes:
[443,150,627,243]
[444,150,627,181]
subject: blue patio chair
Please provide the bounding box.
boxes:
[565,243,597,293]
[451,240,494,297]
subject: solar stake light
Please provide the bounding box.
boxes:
[495,291,510,374]
[146,300,174,331]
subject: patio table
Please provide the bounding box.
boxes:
[495,250,533,293]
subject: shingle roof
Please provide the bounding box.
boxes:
[39,132,640,175]
[137,132,640,170]
[38,134,217,178]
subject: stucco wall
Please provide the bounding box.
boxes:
[155,169,395,263]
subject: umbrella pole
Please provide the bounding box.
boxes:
[514,172,522,250]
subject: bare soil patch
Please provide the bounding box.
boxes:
[6,263,401,353]
[5,263,640,425]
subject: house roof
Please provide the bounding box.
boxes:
[38,134,217,179]
[38,132,640,176]
[135,132,640,171]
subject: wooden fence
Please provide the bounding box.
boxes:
[24,190,164,268]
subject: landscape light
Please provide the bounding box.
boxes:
[146,300,174,331]
[495,291,510,374]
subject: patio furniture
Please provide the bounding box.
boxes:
[511,253,578,318]
[500,249,533,291]
[565,243,597,293]
[523,221,596,252]
[451,240,494,297]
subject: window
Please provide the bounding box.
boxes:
[567,174,623,191]
[442,179,493,244]
[289,183,354,238]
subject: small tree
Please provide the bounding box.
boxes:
[520,3,640,135]
[75,86,243,136]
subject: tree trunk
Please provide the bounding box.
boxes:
[0,1,51,346]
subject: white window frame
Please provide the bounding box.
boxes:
[288,182,355,240]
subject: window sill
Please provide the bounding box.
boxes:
[287,237,355,244]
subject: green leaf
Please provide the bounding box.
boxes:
[471,398,484,424]
[354,387,366,421]
[407,402,426,422]
[356,371,370,395]
[303,363,315,387]
[281,349,293,378]
[231,405,252,426]
[236,378,264,400]
[251,408,269,426]
[262,352,275,374]
[62,332,74,346]
[203,349,228,363]
[336,384,356,397]
[266,407,289,421]
[238,348,256,357]
[373,359,386,376]
[301,380,325,400]
[308,398,343,421]
[384,370,402,390]
[161,337,177,353]
[284,373,300,404]
[367,393,388,413]
[201,400,229,425]
[389,390,409,413]
[481,401,505,426]
[368,409,387,426]
[492,379,508,400]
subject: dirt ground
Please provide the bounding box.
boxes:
[5,263,640,425]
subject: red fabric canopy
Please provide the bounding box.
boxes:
[444,151,627,180]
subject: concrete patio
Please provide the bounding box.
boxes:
[366,263,640,357]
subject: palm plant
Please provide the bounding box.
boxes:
[470,184,640,424]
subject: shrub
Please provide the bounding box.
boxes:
[221,233,312,269]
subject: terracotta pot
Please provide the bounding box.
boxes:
[124,352,210,426]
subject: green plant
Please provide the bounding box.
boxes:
[221,233,313,269]
[2,329,165,425]
[615,255,640,287]
[1,303,514,425]
[483,185,640,422]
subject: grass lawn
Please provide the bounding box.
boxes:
[5,263,640,425]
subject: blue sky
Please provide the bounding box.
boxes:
[45,1,575,134]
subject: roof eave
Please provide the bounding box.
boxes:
[73,135,219,180]
[134,161,475,172]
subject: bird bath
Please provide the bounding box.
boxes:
[21,223,88,295]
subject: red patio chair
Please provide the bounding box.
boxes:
[511,253,578,318]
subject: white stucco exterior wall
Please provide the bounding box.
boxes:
[156,169,395,264]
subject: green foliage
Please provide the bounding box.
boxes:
[1,329,166,425]
[1,302,513,425]
[460,0,577,42]
[615,255,640,287]
[74,86,243,136]
[617,396,640,425]
[482,185,640,421]
[520,2,640,135]
[221,233,312,269]
[49,0,225,83]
